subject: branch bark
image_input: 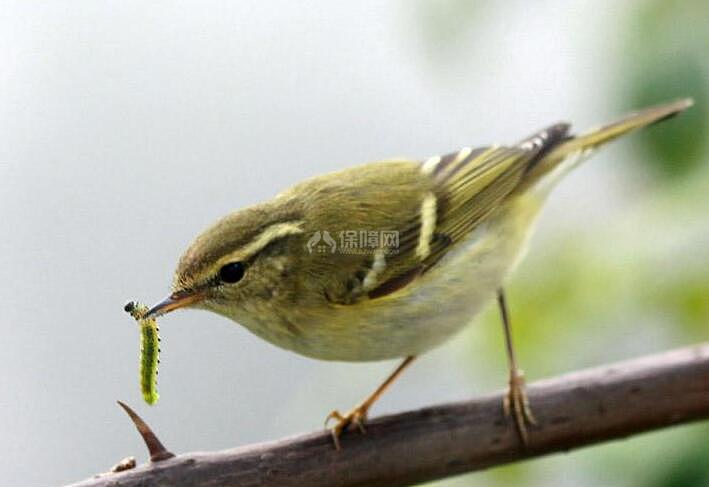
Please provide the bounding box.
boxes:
[69,343,709,487]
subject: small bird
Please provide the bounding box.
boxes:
[144,99,692,447]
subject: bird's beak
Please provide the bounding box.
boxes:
[144,290,205,319]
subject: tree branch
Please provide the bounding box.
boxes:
[69,343,709,487]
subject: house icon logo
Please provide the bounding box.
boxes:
[305,230,337,254]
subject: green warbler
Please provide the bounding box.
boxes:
[142,99,693,447]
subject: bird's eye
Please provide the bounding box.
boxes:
[219,262,245,283]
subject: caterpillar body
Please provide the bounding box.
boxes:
[124,301,160,405]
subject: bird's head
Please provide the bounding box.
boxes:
[144,201,307,324]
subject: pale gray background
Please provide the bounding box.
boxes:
[0,1,676,485]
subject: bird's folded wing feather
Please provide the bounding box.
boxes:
[307,125,569,305]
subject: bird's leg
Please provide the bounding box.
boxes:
[497,288,536,445]
[325,356,415,449]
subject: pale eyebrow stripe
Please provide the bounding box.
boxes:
[228,221,305,262]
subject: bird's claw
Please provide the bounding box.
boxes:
[324,404,368,450]
[503,369,537,446]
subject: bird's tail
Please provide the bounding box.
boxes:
[520,98,694,191]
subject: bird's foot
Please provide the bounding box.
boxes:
[324,403,369,450]
[503,368,537,446]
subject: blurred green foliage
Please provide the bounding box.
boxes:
[624,0,709,178]
[648,436,709,487]
[652,273,709,335]
[629,59,707,178]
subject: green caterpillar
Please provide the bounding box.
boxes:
[124,301,160,405]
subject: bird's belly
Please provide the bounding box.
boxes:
[248,194,543,361]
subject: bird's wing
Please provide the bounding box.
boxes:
[299,124,570,305]
[302,99,693,305]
